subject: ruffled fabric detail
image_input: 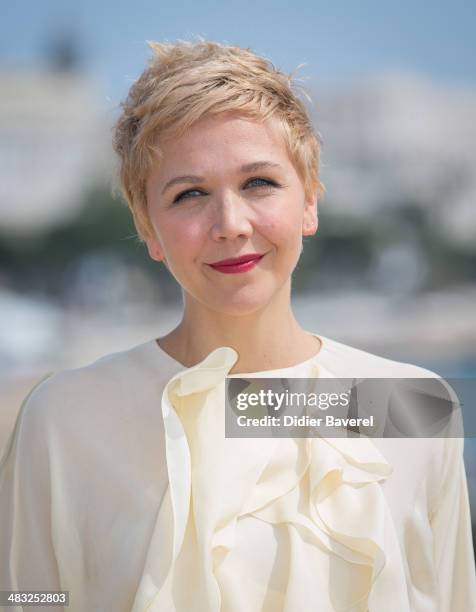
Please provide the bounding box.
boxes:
[132,347,411,611]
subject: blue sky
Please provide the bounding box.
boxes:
[2,0,475,108]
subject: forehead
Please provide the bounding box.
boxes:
[155,112,291,171]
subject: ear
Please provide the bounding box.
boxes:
[302,188,319,237]
[144,234,166,263]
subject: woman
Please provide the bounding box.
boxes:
[1,38,475,612]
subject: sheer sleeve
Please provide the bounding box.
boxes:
[430,436,476,611]
[0,374,65,611]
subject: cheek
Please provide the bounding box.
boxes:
[258,205,302,244]
[159,217,204,258]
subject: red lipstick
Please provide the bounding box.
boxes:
[208,253,265,274]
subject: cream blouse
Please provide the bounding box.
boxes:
[1,333,475,611]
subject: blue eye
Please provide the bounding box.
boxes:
[173,189,203,203]
[172,177,279,203]
[247,177,273,188]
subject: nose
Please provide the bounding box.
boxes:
[209,191,253,241]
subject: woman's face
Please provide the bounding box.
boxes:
[145,112,318,316]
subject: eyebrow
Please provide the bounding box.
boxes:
[161,161,283,195]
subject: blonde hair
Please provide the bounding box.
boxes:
[112,37,325,242]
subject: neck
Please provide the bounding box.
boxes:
[157,282,322,373]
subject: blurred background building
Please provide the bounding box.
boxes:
[1,0,475,550]
[0,69,110,235]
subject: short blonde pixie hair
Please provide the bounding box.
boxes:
[112,37,325,243]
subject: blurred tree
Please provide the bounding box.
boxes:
[0,182,178,301]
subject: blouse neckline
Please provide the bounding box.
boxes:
[146,331,330,377]
[132,332,404,612]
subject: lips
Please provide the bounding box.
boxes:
[209,253,264,268]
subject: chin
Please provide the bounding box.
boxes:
[209,287,280,316]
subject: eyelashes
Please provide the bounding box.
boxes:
[172,177,281,204]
